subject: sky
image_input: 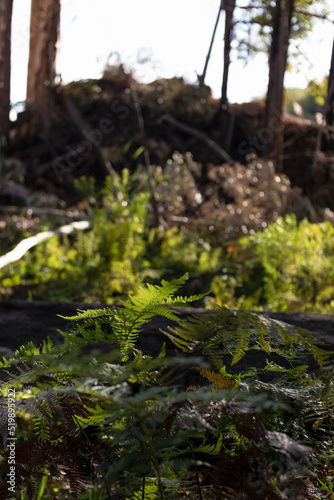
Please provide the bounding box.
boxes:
[10,0,334,109]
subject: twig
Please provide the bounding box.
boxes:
[198,1,224,87]
[31,144,89,179]
[190,443,203,500]
[56,86,116,178]
[123,69,164,228]
[282,125,316,151]
[159,114,235,165]
[0,220,90,270]
[0,205,89,219]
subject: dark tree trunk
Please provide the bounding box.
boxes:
[325,36,334,127]
[264,0,294,170]
[26,0,60,141]
[221,0,236,107]
[264,0,282,134]
[0,0,13,140]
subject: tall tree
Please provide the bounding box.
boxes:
[325,36,334,126]
[26,0,60,141]
[232,0,330,168]
[221,0,236,107]
[264,0,295,169]
[235,0,330,64]
[0,0,13,140]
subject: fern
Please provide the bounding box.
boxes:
[60,273,205,357]
[192,367,235,391]
[164,306,330,369]
[0,275,333,499]
[191,433,223,455]
[32,416,51,440]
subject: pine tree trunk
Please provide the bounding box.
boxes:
[264,0,282,135]
[325,37,334,127]
[264,0,294,170]
[0,0,13,140]
[221,0,236,107]
[26,0,60,141]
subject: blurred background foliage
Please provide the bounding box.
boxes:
[1,169,334,313]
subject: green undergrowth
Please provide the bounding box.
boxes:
[0,170,222,304]
[0,274,333,499]
[209,215,334,313]
[1,170,334,313]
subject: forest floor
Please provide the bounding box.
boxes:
[2,65,334,249]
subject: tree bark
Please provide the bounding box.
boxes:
[325,36,334,127]
[264,0,282,135]
[221,0,236,107]
[0,0,13,140]
[26,0,60,141]
[264,0,294,170]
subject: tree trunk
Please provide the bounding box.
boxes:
[0,0,13,140]
[221,0,236,107]
[325,36,334,127]
[26,0,60,141]
[264,0,294,170]
[264,0,282,135]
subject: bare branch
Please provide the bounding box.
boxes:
[159,114,235,165]
[0,221,90,270]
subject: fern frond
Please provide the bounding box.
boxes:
[192,433,223,455]
[33,416,50,440]
[59,307,116,325]
[59,274,205,357]
[164,308,330,370]
[193,367,235,391]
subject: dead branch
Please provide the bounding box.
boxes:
[56,86,116,178]
[0,205,89,219]
[32,144,89,179]
[123,69,164,228]
[198,1,224,87]
[159,114,235,165]
[0,220,90,270]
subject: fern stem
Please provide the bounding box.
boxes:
[190,443,203,500]
[147,433,165,499]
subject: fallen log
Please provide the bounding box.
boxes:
[0,300,332,375]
